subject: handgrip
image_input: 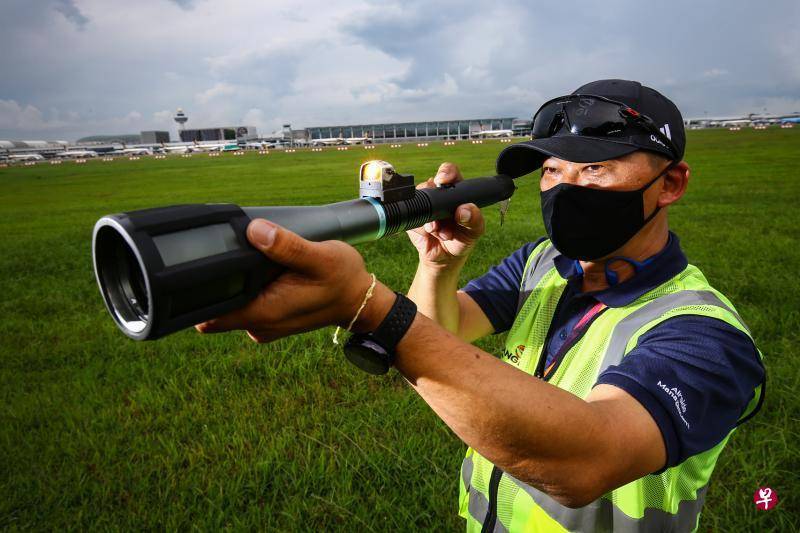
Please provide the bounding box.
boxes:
[383,174,516,234]
[422,174,516,218]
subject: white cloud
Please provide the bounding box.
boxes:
[703,68,729,78]
[351,74,458,105]
[194,83,237,104]
[153,109,173,123]
[241,108,266,128]
[0,99,152,137]
[123,111,142,122]
[0,100,60,130]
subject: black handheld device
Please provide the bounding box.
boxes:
[92,160,517,340]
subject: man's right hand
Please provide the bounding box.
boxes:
[406,162,485,270]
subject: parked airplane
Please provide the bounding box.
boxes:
[475,129,514,138]
[311,137,345,146]
[56,150,99,158]
[112,147,153,156]
[190,141,232,152]
[8,153,45,161]
[686,112,800,128]
[345,137,372,145]
[719,119,752,127]
[161,143,193,154]
[243,141,275,150]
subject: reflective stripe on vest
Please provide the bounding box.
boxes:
[516,244,561,311]
[505,473,708,533]
[462,455,509,532]
[468,492,509,533]
[600,289,749,373]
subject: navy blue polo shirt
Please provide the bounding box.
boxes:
[462,233,764,468]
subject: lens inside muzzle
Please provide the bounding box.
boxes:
[94,225,150,333]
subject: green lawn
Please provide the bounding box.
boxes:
[1,130,798,530]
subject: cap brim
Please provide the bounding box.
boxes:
[496,136,640,178]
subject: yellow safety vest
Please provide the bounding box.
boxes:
[459,240,764,532]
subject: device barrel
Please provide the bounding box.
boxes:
[93,174,516,340]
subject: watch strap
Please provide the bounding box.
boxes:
[371,292,417,353]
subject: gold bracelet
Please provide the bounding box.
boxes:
[333,273,377,345]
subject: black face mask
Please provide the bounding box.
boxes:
[540,165,671,261]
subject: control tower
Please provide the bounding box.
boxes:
[173,108,188,131]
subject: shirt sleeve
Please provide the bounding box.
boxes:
[461,239,545,334]
[596,315,765,469]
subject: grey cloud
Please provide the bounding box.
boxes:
[0,0,798,140]
[205,46,304,98]
[168,0,196,10]
[342,0,800,119]
[341,1,472,91]
[54,0,89,30]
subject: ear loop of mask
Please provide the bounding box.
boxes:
[570,255,655,286]
[603,160,677,286]
[604,255,657,286]
[636,160,676,227]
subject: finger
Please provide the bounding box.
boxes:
[433,162,463,186]
[407,225,431,238]
[195,306,251,333]
[454,203,485,236]
[411,211,437,235]
[247,331,274,344]
[407,228,437,253]
[416,177,436,190]
[428,219,461,242]
[437,224,454,241]
[247,219,326,275]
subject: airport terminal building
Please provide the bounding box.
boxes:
[0,140,69,157]
[305,117,530,142]
[179,126,258,143]
[140,130,171,144]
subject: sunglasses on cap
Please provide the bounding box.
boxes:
[531,94,680,160]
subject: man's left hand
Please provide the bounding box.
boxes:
[195,219,394,343]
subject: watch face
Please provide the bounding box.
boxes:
[343,337,391,375]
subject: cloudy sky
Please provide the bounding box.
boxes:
[1,0,798,141]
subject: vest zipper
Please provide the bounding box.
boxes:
[540,305,607,381]
[481,467,504,532]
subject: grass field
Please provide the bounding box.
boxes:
[1,129,798,530]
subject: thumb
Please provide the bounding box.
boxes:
[455,203,485,236]
[247,218,322,274]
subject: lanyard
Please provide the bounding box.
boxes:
[542,300,608,379]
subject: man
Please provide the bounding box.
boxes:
[197,79,765,532]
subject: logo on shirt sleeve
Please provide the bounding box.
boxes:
[657,380,690,429]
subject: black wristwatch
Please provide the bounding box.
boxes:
[343,292,417,375]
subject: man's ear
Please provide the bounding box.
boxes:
[657,161,690,207]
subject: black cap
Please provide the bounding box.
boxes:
[496,79,686,178]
